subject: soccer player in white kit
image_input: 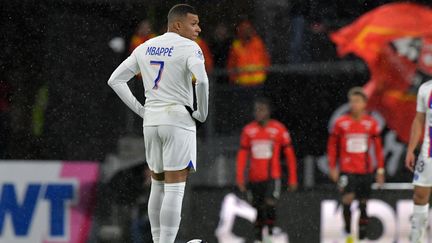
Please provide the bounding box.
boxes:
[406,81,432,242]
[107,4,209,243]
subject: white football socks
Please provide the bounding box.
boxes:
[148,179,164,243]
[411,203,429,243]
[160,182,186,243]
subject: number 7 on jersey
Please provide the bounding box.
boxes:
[150,60,164,90]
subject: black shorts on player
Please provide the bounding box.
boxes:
[248,179,281,240]
[338,173,373,199]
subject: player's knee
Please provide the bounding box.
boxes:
[413,190,430,204]
[164,168,189,183]
[256,208,265,220]
[264,198,276,206]
[359,200,367,209]
[342,194,355,205]
[151,171,165,181]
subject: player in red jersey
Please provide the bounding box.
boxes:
[327,87,385,243]
[236,97,298,242]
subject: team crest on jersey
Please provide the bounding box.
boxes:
[361,120,372,130]
[195,49,204,60]
[265,127,279,137]
[340,120,352,130]
[247,127,259,136]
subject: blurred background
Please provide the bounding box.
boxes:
[2,0,432,242]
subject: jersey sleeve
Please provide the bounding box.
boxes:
[123,51,140,74]
[280,125,298,185]
[417,84,427,113]
[371,120,385,170]
[189,64,209,123]
[327,120,341,169]
[236,128,250,186]
[186,43,209,123]
[371,119,382,136]
[107,52,143,118]
[240,128,251,149]
[279,124,292,146]
[187,43,205,70]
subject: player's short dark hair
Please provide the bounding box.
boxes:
[167,4,197,23]
[348,87,368,101]
[254,97,272,109]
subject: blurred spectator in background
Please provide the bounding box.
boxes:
[129,20,156,53]
[227,20,270,86]
[236,97,298,242]
[210,23,232,69]
[196,37,214,73]
[218,20,271,133]
[0,80,12,159]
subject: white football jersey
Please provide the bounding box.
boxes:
[122,32,205,130]
[417,80,432,158]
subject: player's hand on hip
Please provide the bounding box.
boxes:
[405,151,416,172]
[288,184,298,192]
[329,168,339,183]
[185,106,204,125]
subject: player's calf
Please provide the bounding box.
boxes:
[341,192,354,236]
[265,203,276,235]
[148,178,165,243]
[342,203,352,235]
[358,200,368,240]
[410,203,429,243]
[254,207,265,241]
[159,181,186,243]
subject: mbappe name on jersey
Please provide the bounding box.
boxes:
[146,46,174,57]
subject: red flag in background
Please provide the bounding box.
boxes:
[331,3,432,143]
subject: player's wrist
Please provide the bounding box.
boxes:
[406,147,416,155]
[191,111,200,120]
[376,168,385,174]
[138,106,145,118]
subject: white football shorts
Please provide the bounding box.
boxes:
[413,155,432,187]
[144,125,197,173]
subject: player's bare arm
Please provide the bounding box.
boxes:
[406,112,425,171]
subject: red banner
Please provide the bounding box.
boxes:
[331,3,432,143]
